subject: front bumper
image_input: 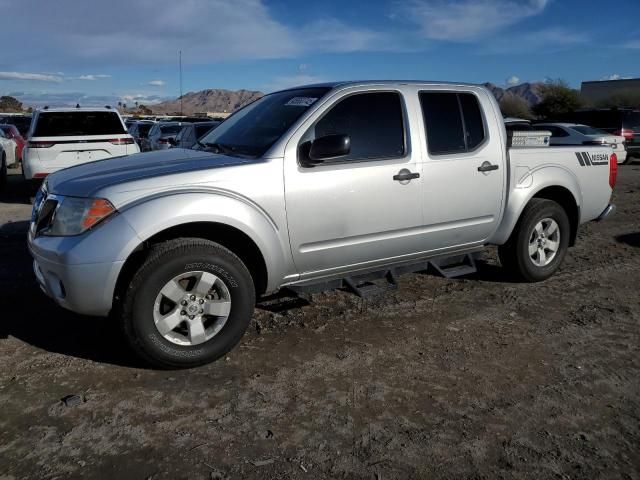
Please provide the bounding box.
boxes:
[596,204,616,222]
[28,211,141,317]
[31,255,123,316]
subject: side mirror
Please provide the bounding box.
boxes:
[307,134,351,163]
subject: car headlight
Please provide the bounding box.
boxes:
[44,196,116,236]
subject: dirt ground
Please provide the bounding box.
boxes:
[0,165,639,480]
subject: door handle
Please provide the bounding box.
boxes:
[477,161,499,172]
[393,169,420,182]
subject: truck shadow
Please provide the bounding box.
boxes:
[616,233,640,248]
[0,170,35,205]
[0,220,142,368]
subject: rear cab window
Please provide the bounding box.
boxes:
[419,91,486,156]
[33,111,126,137]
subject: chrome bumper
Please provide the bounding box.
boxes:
[596,204,616,222]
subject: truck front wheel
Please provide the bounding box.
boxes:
[498,199,570,282]
[120,238,255,369]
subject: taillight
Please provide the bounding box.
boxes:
[28,141,55,148]
[34,173,49,179]
[108,138,135,145]
[614,129,634,141]
[609,153,618,189]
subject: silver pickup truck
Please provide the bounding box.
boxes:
[28,81,617,368]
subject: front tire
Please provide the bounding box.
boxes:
[498,199,570,282]
[120,238,255,369]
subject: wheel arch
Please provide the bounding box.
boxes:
[114,221,269,305]
[490,169,582,247]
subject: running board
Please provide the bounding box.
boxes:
[288,251,481,298]
[430,253,478,279]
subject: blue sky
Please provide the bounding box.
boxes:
[1,0,639,107]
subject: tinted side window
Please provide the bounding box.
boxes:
[459,93,485,150]
[420,92,465,155]
[313,92,405,161]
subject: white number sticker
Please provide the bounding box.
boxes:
[285,97,318,107]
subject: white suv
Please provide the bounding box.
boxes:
[22,107,139,181]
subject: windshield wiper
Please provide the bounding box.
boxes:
[196,141,235,155]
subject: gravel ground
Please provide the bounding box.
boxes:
[0,165,639,480]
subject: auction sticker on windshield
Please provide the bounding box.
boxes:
[285,97,318,107]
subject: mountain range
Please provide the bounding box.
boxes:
[150,82,544,115]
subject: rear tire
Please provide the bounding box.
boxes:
[621,153,632,165]
[498,199,570,282]
[120,238,255,369]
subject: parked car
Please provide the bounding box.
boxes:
[0,115,32,137]
[0,126,20,168]
[144,122,185,151]
[504,117,534,132]
[128,120,155,149]
[172,121,221,149]
[554,108,640,161]
[533,123,627,164]
[29,81,616,368]
[22,107,139,182]
[0,124,26,166]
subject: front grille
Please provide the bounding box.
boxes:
[35,197,58,235]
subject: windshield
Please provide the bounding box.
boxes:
[159,124,184,135]
[198,87,331,157]
[622,111,640,131]
[571,125,608,136]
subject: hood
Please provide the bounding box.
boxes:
[46,148,255,198]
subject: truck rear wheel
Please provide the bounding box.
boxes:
[498,199,570,282]
[120,238,255,369]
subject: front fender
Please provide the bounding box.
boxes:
[489,164,583,245]
[119,191,291,291]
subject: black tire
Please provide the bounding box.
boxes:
[621,154,633,165]
[498,199,570,282]
[120,238,255,369]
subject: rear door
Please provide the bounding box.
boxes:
[417,88,505,250]
[284,89,424,276]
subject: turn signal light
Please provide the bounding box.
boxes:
[81,199,116,229]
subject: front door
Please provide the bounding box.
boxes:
[284,90,424,277]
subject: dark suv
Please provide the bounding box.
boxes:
[555,109,640,159]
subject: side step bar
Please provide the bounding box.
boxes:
[288,252,480,298]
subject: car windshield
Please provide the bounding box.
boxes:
[198,87,331,157]
[571,125,608,136]
[33,111,126,137]
[159,124,183,135]
[137,123,153,135]
[622,111,640,131]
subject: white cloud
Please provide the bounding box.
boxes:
[148,80,166,86]
[624,40,640,49]
[264,74,327,92]
[0,0,389,68]
[506,75,520,86]
[0,71,63,82]
[482,27,589,54]
[600,74,631,81]
[76,74,111,80]
[405,0,550,41]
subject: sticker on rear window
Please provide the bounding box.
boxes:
[285,97,318,107]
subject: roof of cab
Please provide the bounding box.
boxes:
[274,80,484,93]
[36,107,118,113]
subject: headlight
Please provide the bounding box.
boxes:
[44,196,116,236]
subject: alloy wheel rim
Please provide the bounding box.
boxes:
[153,271,232,346]
[528,217,560,267]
